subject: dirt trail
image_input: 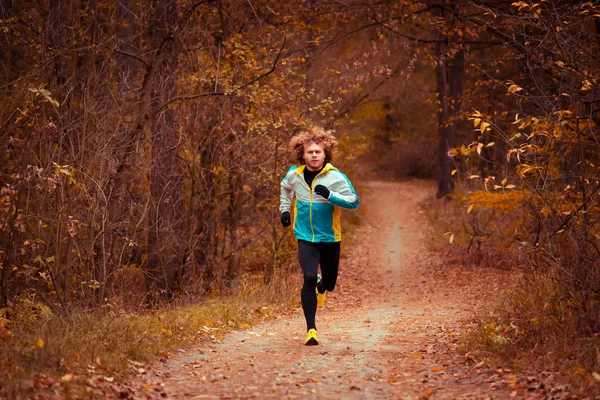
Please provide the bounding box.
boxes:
[132,181,522,399]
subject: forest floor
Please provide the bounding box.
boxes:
[118,181,573,399]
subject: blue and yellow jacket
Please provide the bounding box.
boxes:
[279,163,359,243]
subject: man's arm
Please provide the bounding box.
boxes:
[279,173,294,214]
[316,171,359,209]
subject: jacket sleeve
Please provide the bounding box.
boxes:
[328,172,359,209]
[279,172,294,214]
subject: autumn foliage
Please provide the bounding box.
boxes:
[1,0,599,396]
[434,1,600,393]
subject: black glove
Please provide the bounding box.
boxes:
[280,211,291,227]
[314,185,330,199]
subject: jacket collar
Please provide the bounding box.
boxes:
[295,163,336,176]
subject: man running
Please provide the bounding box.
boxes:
[279,126,359,346]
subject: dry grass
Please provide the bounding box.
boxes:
[0,198,366,398]
[0,278,298,398]
[464,274,600,396]
[420,192,600,397]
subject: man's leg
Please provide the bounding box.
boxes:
[298,240,320,331]
[318,241,341,293]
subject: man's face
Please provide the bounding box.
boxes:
[303,142,326,171]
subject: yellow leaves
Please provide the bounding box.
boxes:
[479,121,491,132]
[469,111,491,133]
[512,113,524,129]
[467,204,474,214]
[36,338,44,348]
[511,1,530,12]
[60,373,74,383]
[52,163,77,186]
[466,190,529,214]
[552,110,573,119]
[28,86,59,107]
[444,232,454,244]
[470,110,482,129]
[516,164,542,178]
[506,80,524,94]
[239,323,251,329]
[507,84,523,94]
[409,353,424,359]
[580,79,593,91]
[53,164,73,176]
[554,60,565,68]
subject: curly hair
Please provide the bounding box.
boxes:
[289,126,338,165]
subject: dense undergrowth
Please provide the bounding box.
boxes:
[421,194,600,397]
[0,192,364,399]
[0,274,299,398]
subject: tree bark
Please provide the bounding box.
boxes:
[145,0,185,300]
[435,5,465,199]
[435,39,452,198]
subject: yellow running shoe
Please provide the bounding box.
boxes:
[316,274,326,308]
[304,328,319,346]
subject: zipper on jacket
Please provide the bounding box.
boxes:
[309,167,328,242]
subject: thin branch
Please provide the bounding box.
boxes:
[107,46,150,69]
[173,0,218,36]
[549,183,600,238]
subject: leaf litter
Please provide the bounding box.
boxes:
[107,182,577,399]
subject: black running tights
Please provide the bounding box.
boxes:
[297,240,341,331]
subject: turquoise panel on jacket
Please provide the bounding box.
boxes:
[310,201,335,242]
[294,201,313,241]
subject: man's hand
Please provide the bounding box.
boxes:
[280,211,291,227]
[314,185,330,199]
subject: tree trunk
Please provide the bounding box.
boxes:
[226,173,241,285]
[145,0,185,301]
[265,129,281,285]
[435,6,465,199]
[435,39,452,199]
